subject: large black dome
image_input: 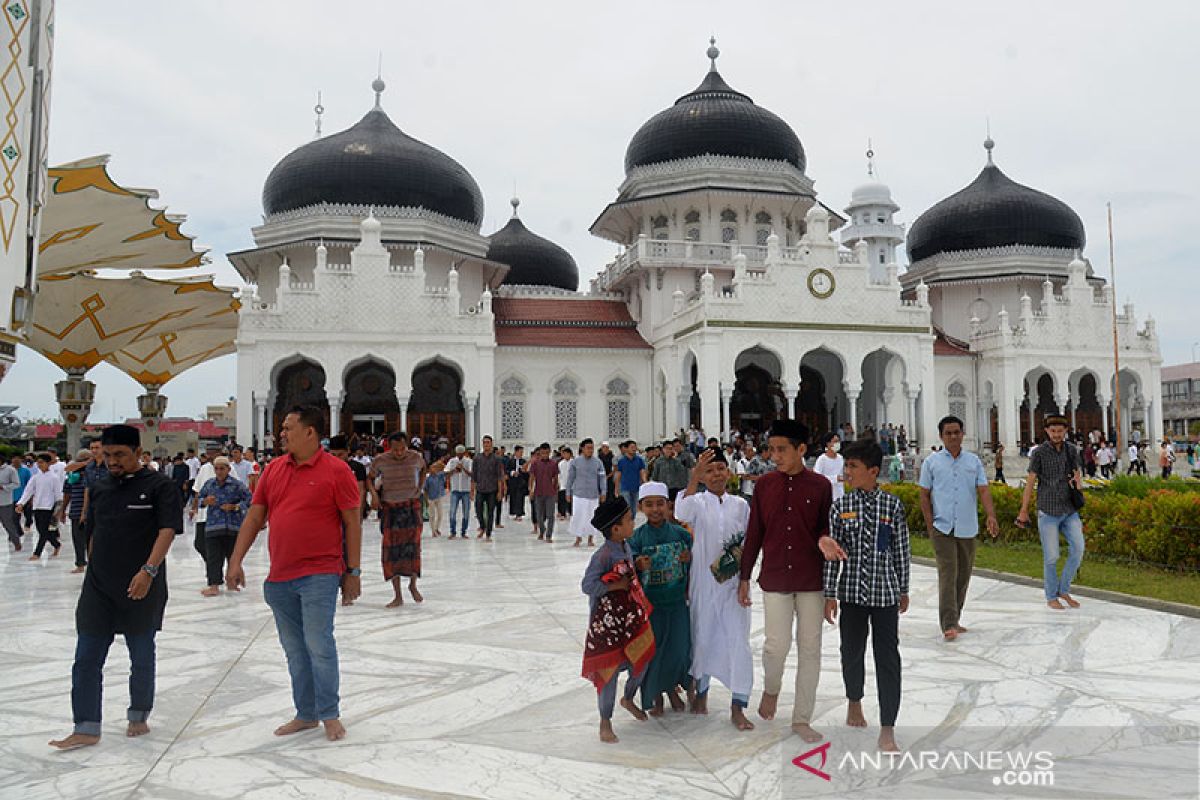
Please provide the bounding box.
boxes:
[907,148,1085,263]
[262,94,484,226]
[624,48,805,174]
[487,202,579,292]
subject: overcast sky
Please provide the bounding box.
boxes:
[5,0,1197,421]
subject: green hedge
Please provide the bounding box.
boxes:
[884,481,1200,570]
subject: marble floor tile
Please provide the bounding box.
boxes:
[1,517,1197,799]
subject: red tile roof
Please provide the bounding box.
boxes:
[933,329,972,357]
[493,297,651,349]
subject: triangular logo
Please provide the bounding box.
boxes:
[792,741,832,781]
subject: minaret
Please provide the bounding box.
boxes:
[841,143,905,283]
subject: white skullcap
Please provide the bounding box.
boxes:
[638,481,669,501]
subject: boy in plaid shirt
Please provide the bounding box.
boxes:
[822,439,910,753]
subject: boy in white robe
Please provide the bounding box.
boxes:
[675,447,755,731]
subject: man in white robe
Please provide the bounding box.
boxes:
[675,447,755,730]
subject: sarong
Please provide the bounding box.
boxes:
[381,498,422,579]
[582,564,655,691]
[639,600,692,710]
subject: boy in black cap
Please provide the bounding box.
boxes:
[581,496,655,743]
[49,424,182,750]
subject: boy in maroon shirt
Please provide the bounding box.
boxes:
[739,419,845,742]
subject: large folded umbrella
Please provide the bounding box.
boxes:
[37,155,207,277]
[27,272,239,371]
[104,325,237,388]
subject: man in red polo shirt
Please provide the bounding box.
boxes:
[739,418,845,743]
[226,405,362,742]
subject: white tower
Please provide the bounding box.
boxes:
[840,145,905,283]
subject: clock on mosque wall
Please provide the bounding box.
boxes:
[807,268,835,299]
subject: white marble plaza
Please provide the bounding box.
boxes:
[2,516,1199,800]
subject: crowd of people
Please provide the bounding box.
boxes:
[3,403,1187,755]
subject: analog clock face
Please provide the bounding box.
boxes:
[808,268,835,299]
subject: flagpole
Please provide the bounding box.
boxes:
[1108,202,1122,464]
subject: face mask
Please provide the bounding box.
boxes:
[830,443,840,453]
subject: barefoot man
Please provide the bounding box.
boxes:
[738,419,845,743]
[676,447,756,731]
[49,424,182,750]
[225,405,363,742]
[368,432,427,607]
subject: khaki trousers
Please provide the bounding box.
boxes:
[761,590,824,724]
[427,495,447,533]
[930,531,977,632]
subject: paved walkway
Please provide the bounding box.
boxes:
[2,517,1198,799]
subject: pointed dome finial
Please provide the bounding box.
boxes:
[510,196,520,218]
[866,138,875,177]
[313,91,324,139]
[984,118,994,164]
[707,36,720,71]
[372,54,386,109]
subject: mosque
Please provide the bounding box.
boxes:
[230,43,1162,454]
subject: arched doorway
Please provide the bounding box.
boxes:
[1020,371,1058,445]
[409,360,464,445]
[795,365,827,441]
[686,356,701,430]
[797,348,846,443]
[731,346,784,436]
[860,348,906,433]
[273,358,329,444]
[1073,372,1102,436]
[343,359,400,438]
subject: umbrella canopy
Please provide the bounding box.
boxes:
[37,155,207,277]
[27,272,239,371]
[104,326,237,388]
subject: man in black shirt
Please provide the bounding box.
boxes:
[49,424,182,750]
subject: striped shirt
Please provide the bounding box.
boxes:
[823,487,911,607]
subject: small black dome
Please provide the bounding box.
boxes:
[624,67,805,173]
[262,105,484,226]
[907,155,1085,263]
[487,205,579,292]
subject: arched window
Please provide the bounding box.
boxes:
[720,208,737,244]
[651,214,669,240]
[605,378,631,439]
[948,381,968,421]
[499,377,526,441]
[553,377,579,440]
[684,209,701,241]
[754,211,772,246]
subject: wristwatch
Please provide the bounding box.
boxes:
[141,563,159,578]
[344,567,362,577]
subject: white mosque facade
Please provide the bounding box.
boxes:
[231,48,1162,454]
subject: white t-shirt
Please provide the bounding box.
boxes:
[186,456,201,480]
[813,453,845,501]
[557,458,572,487]
[1095,447,1110,466]
[444,456,473,493]
[193,462,216,523]
[49,460,67,481]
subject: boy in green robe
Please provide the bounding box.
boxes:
[629,480,692,715]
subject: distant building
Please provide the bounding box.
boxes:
[1162,363,1200,439]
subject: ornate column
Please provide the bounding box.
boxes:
[720,386,732,441]
[906,389,920,444]
[676,388,691,434]
[465,395,477,448]
[398,394,410,436]
[784,385,799,421]
[137,386,169,456]
[880,387,895,427]
[253,396,267,450]
[698,336,721,438]
[55,367,96,456]
[328,393,342,437]
[845,387,860,436]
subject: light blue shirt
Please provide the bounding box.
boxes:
[918,448,987,538]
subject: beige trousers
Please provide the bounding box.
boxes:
[427,495,447,533]
[761,590,824,724]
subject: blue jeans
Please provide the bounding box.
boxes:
[1037,511,1085,601]
[449,490,471,535]
[71,630,156,736]
[264,573,341,721]
[621,490,639,519]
